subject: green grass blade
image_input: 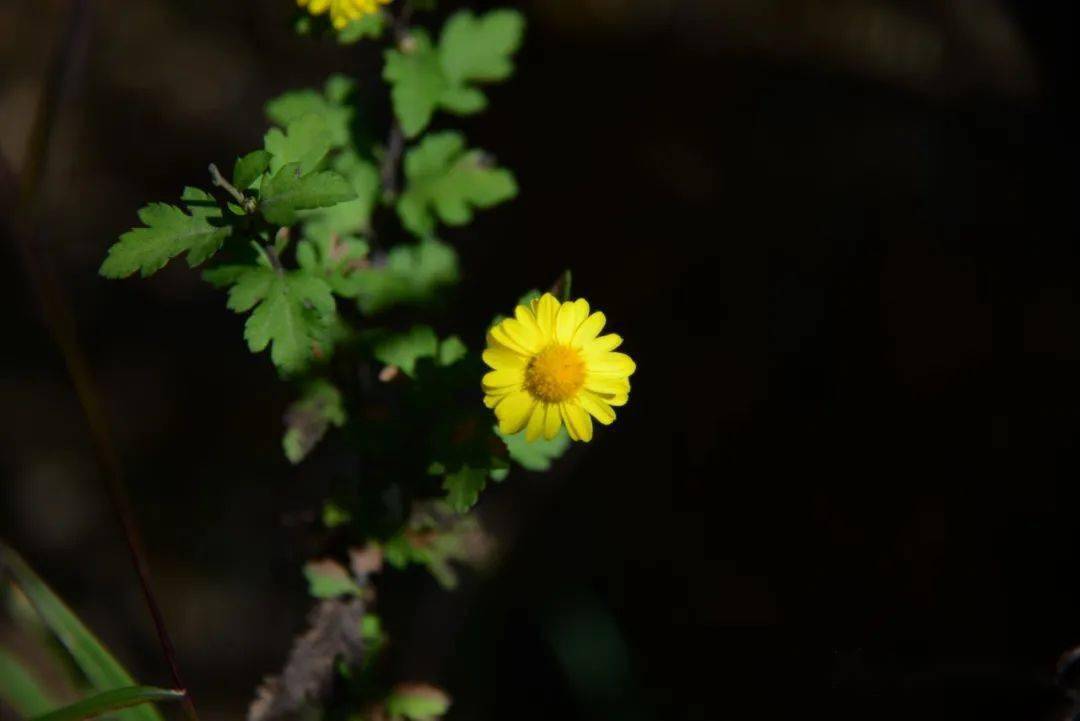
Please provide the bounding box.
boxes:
[0,647,58,717]
[0,541,165,721]
[29,686,185,721]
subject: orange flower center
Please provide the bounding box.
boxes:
[525,344,585,403]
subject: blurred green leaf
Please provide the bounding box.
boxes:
[337,12,386,43]
[266,76,357,149]
[397,132,516,237]
[386,683,450,721]
[30,687,185,721]
[264,115,333,175]
[441,465,488,513]
[283,380,346,464]
[303,560,360,599]
[0,542,166,721]
[439,10,524,86]
[0,648,57,718]
[500,427,571,471]
[353,239,458,314]
[232,150,272,191]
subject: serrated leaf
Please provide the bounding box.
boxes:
[383,31,447,138]
[441,465,488,513]
[397,132,517,236]
[264,115,333,175]
[233,150,272,190]
[383,10,524,137]
[260,163,357,226]
[439,10,524,85]
[0,542,166,721]
[266,76,356,148]
[300,150,380,243]
[283,380,346,464]
[31,687,185,721]
[386,684,451,721]
[438,336,467,366]
[209,265,335,373]
[302,560,359,599]
[100,188,229,278]
[373,326,438,377]
[501,427,571,471]
[353,238,458,314]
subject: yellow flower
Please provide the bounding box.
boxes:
[483,294,636,443]
[297,0,391,30]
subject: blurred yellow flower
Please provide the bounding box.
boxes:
[483,293,636,443]
[297,0,391,30]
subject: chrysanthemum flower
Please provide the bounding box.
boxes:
[483,294,636,443]
[297,0,391,30]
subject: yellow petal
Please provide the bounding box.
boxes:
[587,351,636,377]
[607,393,629,407]
[543,403,562,439]
[525,404,545,442]
[483,346,527,371]
[495,390,536,435]
[483,393,505,409]
[586,375,631,396]
[515,304,543,336]
[560,402,593,442]
[578,390,616,425]
[490,324,533,356]
[554,298,589,344]
[582,333,623,355]
[532,293,560,338]
[499,317,544,354]
[483,368,524,391]
[572,311,606,348]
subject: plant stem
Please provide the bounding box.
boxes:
[209,162,257,213]
[0,3,199,721]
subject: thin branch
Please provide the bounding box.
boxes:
[0,3,199,720]
[209,162,256,213]
[379,122,405,202]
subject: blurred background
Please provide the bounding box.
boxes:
[2,0,1080,719]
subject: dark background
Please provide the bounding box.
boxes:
[2,1,1080,719]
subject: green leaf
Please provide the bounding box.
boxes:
[232,150,272,190]
[0,542,166,721]
[266,75,356,148]
[30,687,185,721]
[441,465,488,513]
[353,238,458,314]
[0,648,56,718]
[302,560,360,599]
[383,31,447,138]
[337,12,386,43]
[300,150,380,243]
[99,188,229,278]
[437,336,467,366]
[439,10,524,86]
[259,163,357,226]
[383,10,524,137]
[386,684,451,721]
[209,265,336,373]
[500,427,571,471]
[283,380,346,464]
[373,326,438,377]
[264,114,333,175]
[397,132,517,237]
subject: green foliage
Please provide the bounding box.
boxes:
[266,75,357,149]
[205,263,335,374]
[440,465,488,513]
[373,326,465,377]
[0,649,56,718]
[233,150,273,190]
[264,114,334,174]
[30,687,186,721]
[353,238,458,314]
[502,427,571,471]
[383,9,524,137]
[99,188,229,278]
[303,560,361,599]
[385,684,451,721]
[397,132,517,237]
[259,163,357,226]
[0,542,166,721]
[337,12,387,44]
[283,380,346,464]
